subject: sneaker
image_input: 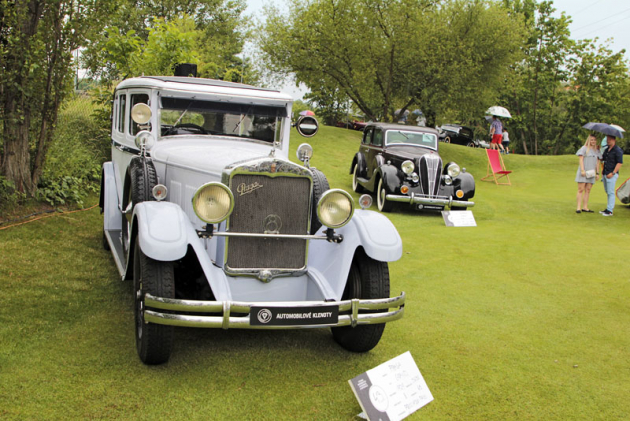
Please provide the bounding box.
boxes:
[602,210,613,216]
[599,210,607,214]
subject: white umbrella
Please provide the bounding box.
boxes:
[486,106,512,119]
[610,124,625,132]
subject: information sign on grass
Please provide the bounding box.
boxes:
[442,210,477,227]
[348,351,433,421]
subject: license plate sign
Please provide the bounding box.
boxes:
[250,305,339,326]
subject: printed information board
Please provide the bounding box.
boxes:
[348,351,433,421]
[442,210,477,227]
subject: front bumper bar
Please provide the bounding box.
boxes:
[386,193,474,208]
[143,292,405,329]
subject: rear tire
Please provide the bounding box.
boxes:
[376,178,393,212]
[331,249,390,352]
[352,163,365,193]
[444,136,451,143]
[466,141,475,148]
[133,238,174,365]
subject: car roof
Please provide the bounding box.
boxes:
[367,123,439,135]
[115,76,293,102]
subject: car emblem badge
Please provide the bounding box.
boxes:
[237,181,263,196]
[257,309,273,324]
[263,214,282,234]
[270,162,277,173]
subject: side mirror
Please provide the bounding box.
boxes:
[295,116,319,138]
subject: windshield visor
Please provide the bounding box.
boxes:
[385,130,437,149]
[159,97,287,144]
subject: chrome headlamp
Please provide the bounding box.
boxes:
[447,163,461,178]
[401,160,415,175]
[444,175,453,186]
[134,130,155,150]
[192,182,234,223]
[317,189,354,228]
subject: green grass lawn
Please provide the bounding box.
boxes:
[1,126,628,420]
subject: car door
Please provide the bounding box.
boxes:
[367,127,384,180]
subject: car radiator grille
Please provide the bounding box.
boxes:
[418,154,443,197]
[226,174,311,271]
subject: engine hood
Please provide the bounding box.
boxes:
[384,145,437,160]
[151,138,281,176]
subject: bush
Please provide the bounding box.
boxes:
[37,93,110,207]
[0,176,25,209]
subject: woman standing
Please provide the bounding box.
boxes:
[575,135,601,213]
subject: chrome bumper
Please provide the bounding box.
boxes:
[386,193,474,208]
[143,292,405,329]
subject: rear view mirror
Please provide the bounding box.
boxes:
[295,116,319,137]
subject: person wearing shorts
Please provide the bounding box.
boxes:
[489,116,504,151]
[502,128,510,154]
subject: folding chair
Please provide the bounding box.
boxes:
[481,149,512,185]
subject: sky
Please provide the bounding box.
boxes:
[244,0,630,100]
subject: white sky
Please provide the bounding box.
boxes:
[244,0,630,100]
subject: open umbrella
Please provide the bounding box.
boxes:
[486,106,512,118]
[582,122,624,139]
[299,110,315,116]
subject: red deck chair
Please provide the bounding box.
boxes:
[481,149,512,185]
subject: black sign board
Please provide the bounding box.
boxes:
[250,305,339,326]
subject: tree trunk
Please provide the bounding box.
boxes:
[2,103,33,194]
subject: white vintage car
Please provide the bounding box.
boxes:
[99,74,405,364]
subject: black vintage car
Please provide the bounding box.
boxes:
[350,123,475,212]
[438,124,487,148]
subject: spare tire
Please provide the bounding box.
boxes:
[122,157,158,255]
[310,168,330,234]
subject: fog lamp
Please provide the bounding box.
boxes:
[411,173,419,183]
[192,182,234,223]
[317,189,354,228]
[401,185,409,194]
[456,189,464,199]
[134,130,155,150]
[444,175,453,185]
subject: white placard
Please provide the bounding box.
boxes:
[442,210,477,227]
[348,351,433,421]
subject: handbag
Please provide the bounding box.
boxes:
[585,169,596,178]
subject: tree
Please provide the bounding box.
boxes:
[258,0,526,125]
[0,0,105,194]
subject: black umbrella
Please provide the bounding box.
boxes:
[583,122,624,139]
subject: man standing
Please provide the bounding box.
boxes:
[600,135,623,216]
[489,116,504,152]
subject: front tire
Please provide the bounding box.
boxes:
[331,249,390,352]
[466,141,475,148]
[352,163,365,193]
[376,178,393,212]
[310,168,330,234]
[133,238,174,365]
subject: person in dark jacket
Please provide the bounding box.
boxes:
[600,135,623,216]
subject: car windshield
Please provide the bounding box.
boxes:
[385,130,437,149]
[159,97,287,144]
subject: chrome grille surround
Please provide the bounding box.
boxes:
[221,158,313,280]
[417,154,443,197]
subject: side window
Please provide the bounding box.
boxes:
[113,97,118,132]
[118,93,126,133]
[373,129,383,147]
[363,127,373,145]
[129,93,150,135]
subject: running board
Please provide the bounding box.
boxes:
[104,229,126,279]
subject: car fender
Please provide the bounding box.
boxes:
[457,171,476,198]
[374,164,400,193]
[132,201,190,261]
[350,152,367,176]
[307,209,402,299]
[101,162,121,231]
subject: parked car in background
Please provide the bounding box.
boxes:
[350,123,475,212]
[100,72,405,364]
[438,124,487,148]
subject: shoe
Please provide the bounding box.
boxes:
[576,210,581,213]
[599,210,607,214]
[582,209,594,213]
[602,210,613,216]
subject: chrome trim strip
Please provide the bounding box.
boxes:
[143,292,406,329]
[213,232,326,240]
[386,194,475,208]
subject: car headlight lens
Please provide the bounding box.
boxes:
[447,163,461,178]
[401,160,415,175]
[444,175,453,185]
[411,173,419,183]
[317,189,354,228]
[192,182,234,223]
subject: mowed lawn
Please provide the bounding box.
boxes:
[1,125,628,420]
